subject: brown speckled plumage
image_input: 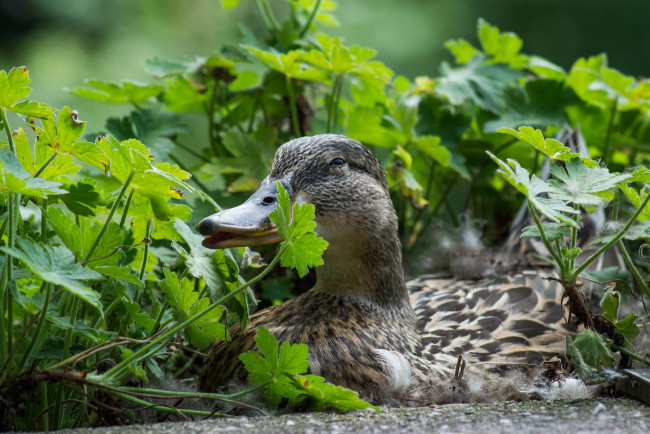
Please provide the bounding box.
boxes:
[197,135,569,403]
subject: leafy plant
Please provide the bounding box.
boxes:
[3,0,650,429]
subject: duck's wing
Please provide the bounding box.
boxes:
[408,271,574,370]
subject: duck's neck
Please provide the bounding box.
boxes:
[312,228,412,311]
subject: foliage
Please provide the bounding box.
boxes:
[240,326,376,411]
[2,0,650,429]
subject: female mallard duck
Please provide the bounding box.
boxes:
[196,134,572,403]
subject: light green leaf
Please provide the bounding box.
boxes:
[171,219,238,291]
[413,136,450,166]
[487,151,579,227]
[548,158,630,207]
[591,220,650,244]
[0,149,67,197]
[0,66,31,108]
[616,314,641,341]
[521,222,571,241]
[269,183,329,278]
[1,238,103,312]
[161,268,226,348]
[599,291,619,323]
[69,79,163,105]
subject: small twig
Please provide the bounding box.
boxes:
[81,239,149,266]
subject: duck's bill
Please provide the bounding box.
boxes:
[196,179,288,250]
[201,226,282,249]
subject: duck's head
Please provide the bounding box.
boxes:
[197,134,408,307]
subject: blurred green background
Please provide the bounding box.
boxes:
[1,0,649,132]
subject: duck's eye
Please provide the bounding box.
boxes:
[262,196,276,205]
[330,157,346,166]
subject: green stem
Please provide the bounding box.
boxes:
[327,74,342,133]
[53,297,80,429]
[150,301,169,337]
[118,380,272,400]
[18,283,52,370]
[38,381,49,430]
[84,169,136,262]
[285,76,301,138]
[572,191,650,281]
[259,0,280,33]
[569,203,579,270]
[105,390,229,418]
[32,152,57,179]
[528,202,568,277]
[207,80,219,157]
[602,96,618,164]
[612,343,650,367]
[102,245,285,383]
[41,201,48,243]
[299,0,322,37]
[93,297,121,329]
[118,189,134,228]
[136,220,152,303]
[618,239,650,301]
[1,108,15,153]
[0,262,7,368]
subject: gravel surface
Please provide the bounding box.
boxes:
[57,397,650,434]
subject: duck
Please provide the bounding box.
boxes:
[195,134,573,404]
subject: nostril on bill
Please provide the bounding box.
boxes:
[196,217,215,235]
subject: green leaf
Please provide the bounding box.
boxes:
[47,207,124,267]
[0,149,67,197]
[413,136,450,166]
[221,0,240,9]
[10,100,56,118]
[436,56,523,113]
[161,268,226,349]
[591,220,650,244]
[567,330,619,384]
[0,66,31,108]
[269,183,329,278]
[548,158,630,207]
[477,19,528,68]
[497,126,583,163]
[58,182,102,216]
[1,238,103,312]
[171,219,238,291]
[521,222,571,241]
[599,291,620,323]
[444,38,480,65]
[69,79,163,105]
[240,326,376,410]
[487,151,579,227]
[615,314,641,341]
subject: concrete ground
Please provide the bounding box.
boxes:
[58,397,650,434]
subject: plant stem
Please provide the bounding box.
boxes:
[299,0,322,37]
[32,152,57,179]
[18,283,52,370]
[617,239,650,300]
[84,169,135,262]
[53,297,80,429]
[118,380,272,400]
[38,381,49,430]
[1,108,15,153]
[602,96,618,164]
[0,262,7,368]
[118,189,134,228]
[136,220,152,301]
[572,191,650,281]
[102,245,286,383]
[612,343,650,367]
[207,79,219,157]
[105,390,229,418]
[326,74,342,133]
[93,297,121,330]
[285,76,301,137]
[259,0,280,34]
[41,202,48,243]
[528,202,569,277]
